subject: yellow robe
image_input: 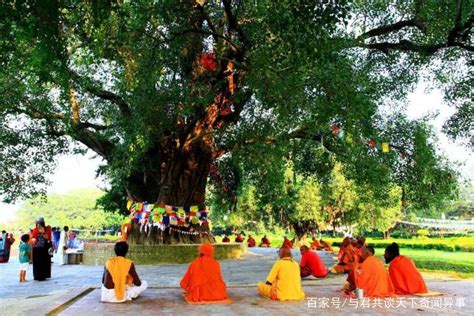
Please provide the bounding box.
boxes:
[258,257,305,301]
[106,256,133,301]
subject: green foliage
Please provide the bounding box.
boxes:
[16,189,126,230]
[417,228,430,238]
[0,1,468,219]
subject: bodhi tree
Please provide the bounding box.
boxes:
[1,0,471,243]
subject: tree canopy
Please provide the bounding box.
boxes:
[1,0,471,220]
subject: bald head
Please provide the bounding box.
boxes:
[279,247,292,259]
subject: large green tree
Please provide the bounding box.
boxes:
[1,1,471,243]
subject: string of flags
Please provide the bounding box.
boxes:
[328,121,405,156]
[127,199,209,230]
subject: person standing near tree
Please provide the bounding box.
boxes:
[57,226,69,265]
[2,231,15,263]
[19,234,32,282]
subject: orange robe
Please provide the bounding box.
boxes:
[310,240,320,250]
[247,237,256,247]
[389,255,428,295]
[356,256,395,298]
[282,239,292,249]
[320,241,332,251]
[334,244,358,273]
[180,255,227,302]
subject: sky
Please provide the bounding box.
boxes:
[0,84,472,225]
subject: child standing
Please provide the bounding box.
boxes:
[19,234,32,282]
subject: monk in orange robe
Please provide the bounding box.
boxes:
[247,235,256,247]
[180,243,227,302]
[355,245,395,298]
[355,237,366,260]
[319,239,332,251]
[120,222,132,241]
[332,237,357,274]
[259,235,271,247]
[310,237,320,250]
[384,243,428,295]
[282,237,292,249]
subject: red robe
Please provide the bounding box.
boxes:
[247,237,256,247]
[389,255,428,295]
[310,240,320,250]
[356,256,395,298]
[282,239,292,249]
[260,237,271,247]
[235,235,244,243]
[300,251,327,277]
[222,236,230,243]
[180,255,227,302]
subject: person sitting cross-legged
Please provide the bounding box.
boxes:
[384,242,428,295]
[257,247,305,301]
[247,235,256,248]
[353,245,395,298]
[259,235,271,247]
[299,246,328,279]
[101,241,148,303]
[180,243,228,302]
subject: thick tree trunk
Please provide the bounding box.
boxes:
[125,140,215,244]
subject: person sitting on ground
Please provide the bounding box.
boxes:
[257,247,305,301]
[355,237,366,260]
[384,242,428,295]
[331,237,358,274]
[101,241,148,303]
[222,235,230,243]
[282,236,292,249]
[299,246,328,279]
[235,234,244,243]
[180,243,227,302]
[247,235,256,247]
[353,245,395,298]
[259,235,271,247]
[310,237,320,250]
[319,239,333,251]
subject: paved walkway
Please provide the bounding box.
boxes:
[0,248,472,315]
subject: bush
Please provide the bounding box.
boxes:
[417,229,430,238]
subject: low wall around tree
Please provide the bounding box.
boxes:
[83,242,247,265]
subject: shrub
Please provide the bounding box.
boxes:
[417,229,430,238]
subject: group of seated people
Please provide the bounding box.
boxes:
[222,233,271,248]
[102,234,427,304]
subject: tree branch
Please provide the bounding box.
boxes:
[67,70,131,117]
[358,19,427,40]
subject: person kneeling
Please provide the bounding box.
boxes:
[101,241,148,303]
[180,243,227,302]
[258,247,305,301]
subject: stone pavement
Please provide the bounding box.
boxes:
[0,247,473,315]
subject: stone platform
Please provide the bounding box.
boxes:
[58,282,473,316]
[83,242,247,265]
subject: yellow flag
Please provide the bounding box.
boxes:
[382,142,390,153]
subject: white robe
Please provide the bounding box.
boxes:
[57,230,68,265]
[101,280,148,303]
